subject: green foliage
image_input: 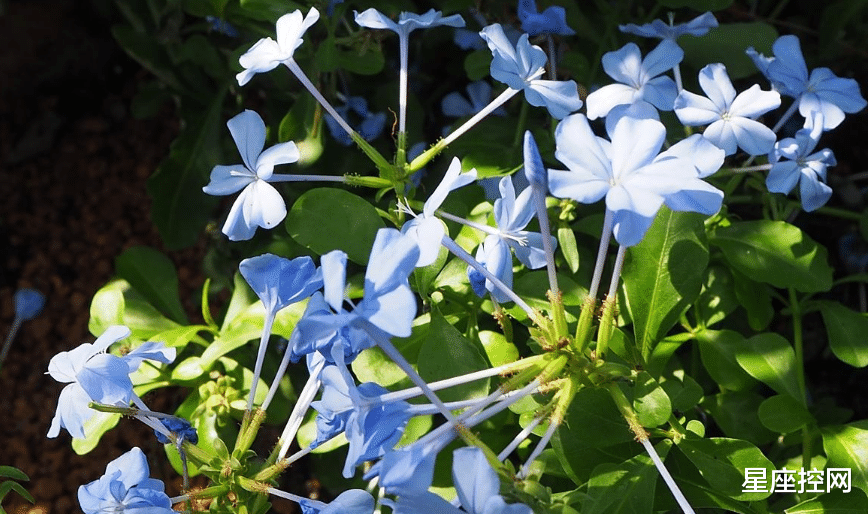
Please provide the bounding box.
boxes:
[0,466,33,512]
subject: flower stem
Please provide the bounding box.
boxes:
[277,358,325,460]
[597,244,627,359]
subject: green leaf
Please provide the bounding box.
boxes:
[417,313,490,403]
[222,272,256,332]
[89,279,126,335]
[335,45,385,75]
[821,420,868,495]
[0,481,34,505]
[285,188,385,264]
[72,412,122,455]
[622,207,708,360]
[677,437,774,501]
[817,300,868,367]
[0,467,27,481]
[785,490,868,513]
[735,332,801,400]
[478,330,519,368]
[680,22,777,80]
[558,225,580,273]
[583,442,669,514]
[657,0,732,9]
[712,220,833,293]
[629,371,672,427]
[552,387,639,485]
[731,268,773,331]
[758,394,814,433]
[700,391,776,446]
[239,0,301,21]
[464,49,491,81]
[115,246,188,324]
[659,371,704,413]
[148,92,225,249]
[695,329,757,391]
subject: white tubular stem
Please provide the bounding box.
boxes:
[398,33,409,135]
[277,358,326,460]
[246,311,275,413]
[439,87,520,148]
[379,359,530,403]
[285,59,356,138]
[517,418,560,479]
[639,437,696,514]
[497,415,544,461]
[269,174,347,182]
[588,209,614,300]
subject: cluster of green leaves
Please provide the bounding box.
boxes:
[0,467,33,514]
[95,0,868,513]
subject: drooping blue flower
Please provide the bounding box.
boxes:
[402,157,477,267]
[325,96,387,146]
[674,63,781,156]
[205,16,239,38]
[48,326,176,438]
[767,112,836,211]
[479,23,583,119]
[354,8,465,37]
[203,110,300,241]
[468,175,557,302]
[585,40,683,121]
[310,365,413,478]
[619,12,718,41]
[547,114,724,246]
[747,35,867,130]
[240,254,323,315]
[155,417,199,445]
[291,229,419,363]
[236,8,320,86]
[517,0,575,37]
[13,288,45,320]
[78,447,173,514]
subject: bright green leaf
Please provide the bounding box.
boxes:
[677,437,774,501]
[696,329,757,391]
[680,22,777,80]
[701,391,776,446]
[735,333,801,400]
[629,371,672,427]
[785,490,868,513]
[418,313,490,403]
[558,225,580,273]
[72,412,122,455]
[818,300,868,367]
[821,420,868,495]
[583,442,669,514]
[622,207,708,360]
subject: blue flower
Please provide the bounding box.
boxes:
[236,8,320,86]
[517,0,575,37]
[479,24,582,119]
[240,254,323,315]
[402,157,477,267]
[78,447,173,514]
[311,365,413,478]
[205,16,239,38]
[354,8,465,37]
[468,175,556,302]
[292,229,419,364]
[747,35,866,130]
[547,114,724,246]
[585,40,683,121]
[48,326,176,438]
[674,63,781,156]
[619,12,717,40]
[203,110,300,241]
[767,112,836,211]
[325,96,386,146]
[155,417,198,445]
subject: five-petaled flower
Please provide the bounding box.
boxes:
[78,447,173,514]
[767,112,836,211]
[203,110,300,241]
[517,0,575,37]
[236,8,320,86]
[48,325,175,439]
[674,63,781,156]
[619,12,717,41]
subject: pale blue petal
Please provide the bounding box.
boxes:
[382,492,462,514]
[657,134,724,178]
[606,182,665,219]
[275,8,319,57]
[799,91,846,130]
[609,117,665,181]
[77,353,134,405]
[702,120,739,155]
[547,169,610,204]
[202,165,254,195]
[525,79,583,119]
[482,497,534,514]
[601,43,643,85]
[243,180,287,232]
[361,284,416,337]
[510,232,553,269]
[767,35,809,97]
[222,185,259,241]
[640,75,678,111]
[766,161,800,194]
[697,63,736,110]
[478,236,513,303]
[729,84,780,118]
[552,114,612,184]
[523,130,547,188]
[320,490,376,514]
[424,157,477,216]
[237,38,283,86]
[642,39,683,77]
[240,253,322,313]
[354,8,399,31]
[674,90,721,125]
[731,117,777,155]
[320,251,348,312]
[49,383,93,438]
[123,342,176,371]
[585,83,640,120]
[610,208,657,247]
[604,102,660,136]
[663,179,723,215]
[364,228,420,295]
[256,141,300,179]
[227,110,266,172]
[494,176,518,229]
[799,171,833,211]
[401,216,446,268]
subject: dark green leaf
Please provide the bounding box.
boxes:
[700,391,776,446]
[0,467,27,481]
[148,93,225,249]
[583,442,669,514]
[657,0,732,9]
[694,265,738,328]
[622,207,708,360]
[0,481,34,505]
[285,188,385,264]
[680,22,777,80]
[817,300,868,367]
[785,490,868,513]
[116,246,188,323]
[712,220,833,293]
[695,329,757,391]
[464,49,491,81]
[731,268,773,331]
